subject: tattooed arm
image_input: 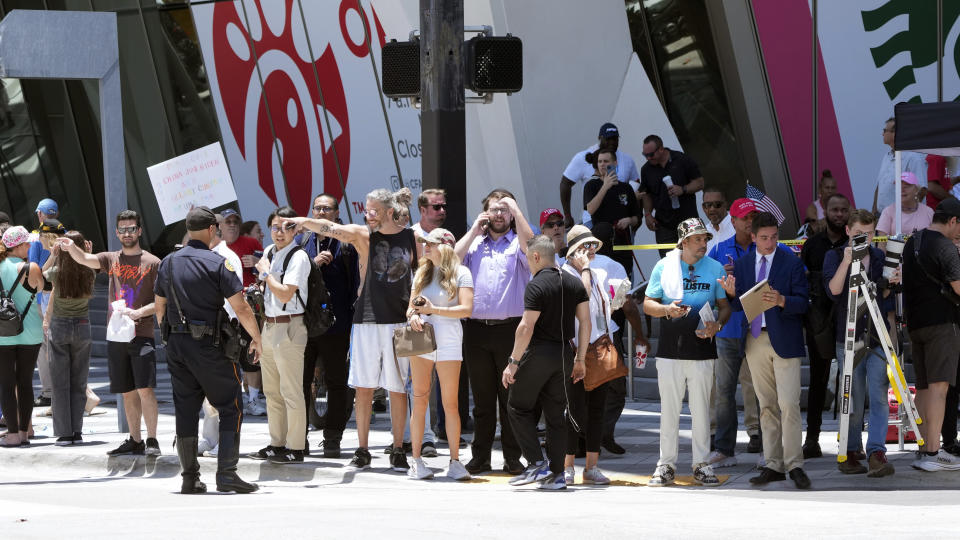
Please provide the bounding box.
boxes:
[280,217,369,248]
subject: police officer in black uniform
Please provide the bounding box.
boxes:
[154,207,263,494]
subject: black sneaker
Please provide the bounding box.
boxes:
[372,399,387,413]
[802,440,822,459]
[269,449,304,464]
[107,437,145,456]
[601,437,626,455]
[33,396,51,407]
[55,436,74,447]
[144,437,161,456]
[747,434,763,454]
[348,448,372,470]
[421,441,438,458]
[320,439,341,458]
[248,445,284,460]
[72,432,83,445]
[503,458,525,475]
[465,457,491,475]
[390,447,410,472]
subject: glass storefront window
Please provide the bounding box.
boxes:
[624,0,748,205]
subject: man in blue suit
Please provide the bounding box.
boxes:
[719,212,811,489]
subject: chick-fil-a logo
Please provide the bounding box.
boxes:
[211,0,386,216]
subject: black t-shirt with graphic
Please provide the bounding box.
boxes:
[524,267,589,345]
[354,228,418,324]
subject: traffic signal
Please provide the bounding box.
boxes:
[381,39,420,98]
[464,35,522,93]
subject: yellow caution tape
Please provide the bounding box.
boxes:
[614,236,894,251]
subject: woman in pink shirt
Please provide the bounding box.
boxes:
[877,172,933,236]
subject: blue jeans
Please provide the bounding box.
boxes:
[835,343,889,455]
[714,336,746,456]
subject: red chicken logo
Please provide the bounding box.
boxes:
[211,0,355,215]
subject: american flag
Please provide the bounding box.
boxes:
[746,184,785,225]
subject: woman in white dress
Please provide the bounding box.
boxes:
[406,228,474,480]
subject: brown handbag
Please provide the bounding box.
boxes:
[392,322,437,357]
[583,333,627,391]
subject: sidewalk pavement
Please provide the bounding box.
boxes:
[3,354,958,491]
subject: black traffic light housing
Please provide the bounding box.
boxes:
[381,34,522,98]
[464,34,522,94]
[381,38,420,98]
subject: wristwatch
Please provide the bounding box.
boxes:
[508,357,520,366]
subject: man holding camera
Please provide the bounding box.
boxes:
[822,209,897,476]
[902,199,960,471]
[154,206,262,494]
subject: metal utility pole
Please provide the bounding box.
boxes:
[420,0,466,237]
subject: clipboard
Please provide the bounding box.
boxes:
[739,279,776,324]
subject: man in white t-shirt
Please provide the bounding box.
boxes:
[560,123,641,229]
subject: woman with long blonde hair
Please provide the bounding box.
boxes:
[406,228,473,480]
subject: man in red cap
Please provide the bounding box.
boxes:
[539,208,567,264]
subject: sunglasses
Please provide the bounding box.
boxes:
[313,205,336,213]
[702,201,724,209]
[542,220,564,229]
[117,226,139,234]
[429,203,447,211]
[270,223,297,233]
[580,242,599,250]
[643,147,661,159]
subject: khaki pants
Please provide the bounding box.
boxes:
[746,331,803,473]
[261,318,308,450]
[656,358,715,470]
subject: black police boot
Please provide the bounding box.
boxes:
[216,431,259,493]
[175,436,207,494]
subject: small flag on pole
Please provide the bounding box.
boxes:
[746,184,785,225]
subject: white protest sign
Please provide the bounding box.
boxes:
[147,142,238,225]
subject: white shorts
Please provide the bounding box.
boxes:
[416,317,463,362]
[349,323,410,393]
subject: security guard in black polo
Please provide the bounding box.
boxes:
[154,206,263,494]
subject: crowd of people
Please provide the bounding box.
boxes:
[2,117,960,493]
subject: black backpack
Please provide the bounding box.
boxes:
[267,245,335,337]
[0,264,36,337]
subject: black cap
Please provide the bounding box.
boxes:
[935,198,960,219]
[185,206,218,231]
[598,122,619,138]
[40,219,66,235]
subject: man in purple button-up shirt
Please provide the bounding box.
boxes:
[454,188,535,475]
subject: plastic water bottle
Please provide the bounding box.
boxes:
[662,175,680,209]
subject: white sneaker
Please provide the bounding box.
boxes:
[247,399,266,416]
[446,459,471,481]
[707,450,737,468]
[537,473,566,490]
[582,466,610,485]
[912,449,960,472]
[563,466,576,485]
[408,458,434,480]
[197,439,214,455]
